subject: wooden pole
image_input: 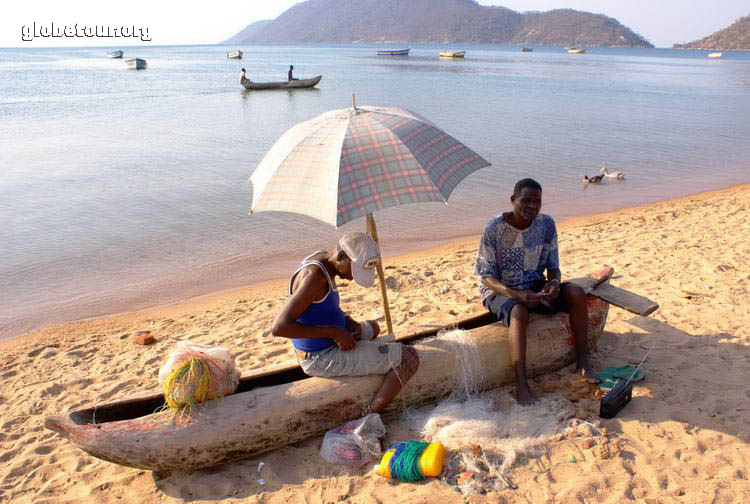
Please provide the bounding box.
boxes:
[365,212,394,334]
[351,93,356,110]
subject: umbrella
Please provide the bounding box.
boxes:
[250,97,491,333]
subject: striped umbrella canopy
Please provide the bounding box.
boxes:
[250,103,491,333]
[250,105,491,227]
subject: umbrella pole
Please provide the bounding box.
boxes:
[365,212,394,335]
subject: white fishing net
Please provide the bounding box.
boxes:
[403,329,583,493]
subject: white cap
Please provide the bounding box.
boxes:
[338,232,380,287]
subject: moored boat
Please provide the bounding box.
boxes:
[708,52,722,58]
[439,51,466,58]
[42,270,660,473]
[567,48,586,54]
[521,47,533,52]
[125,58,147,70]
[240,69,321,90]
[376,48,410,56]
[227,50,243,60]
[107,50,123,59]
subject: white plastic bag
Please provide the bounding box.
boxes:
[158,341,240,407]
[320,413,386,466]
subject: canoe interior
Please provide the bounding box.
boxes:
[63,312,497,426]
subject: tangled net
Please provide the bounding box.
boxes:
[404,329,587,494]
[158,342,239,420]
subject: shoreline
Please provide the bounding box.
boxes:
[3,181,749,502]
[5,182,748,349]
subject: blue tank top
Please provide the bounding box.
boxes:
[289,253,346,352]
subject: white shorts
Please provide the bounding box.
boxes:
[299,340,403,378]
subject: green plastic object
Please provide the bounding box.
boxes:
[596,365,644,390]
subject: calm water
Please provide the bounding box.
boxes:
[1,44,749,339]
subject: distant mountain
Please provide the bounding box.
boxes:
[226,0,653,48]
[674,15,750,50]
[223,20,273,45]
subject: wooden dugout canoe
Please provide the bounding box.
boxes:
[376,49,410,56]
[240,69,321,90]
[42,274,644,472]
[439,51,466,58]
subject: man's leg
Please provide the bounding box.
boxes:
[508,303,537,405]
[561,283,599,382]
[370,346,419,413]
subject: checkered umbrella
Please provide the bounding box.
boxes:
[250,102,491,332]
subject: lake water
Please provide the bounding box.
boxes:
[1,43,749,340]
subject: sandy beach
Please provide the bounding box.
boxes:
[2,184,749,504]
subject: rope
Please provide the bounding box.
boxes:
[388,441,430,482]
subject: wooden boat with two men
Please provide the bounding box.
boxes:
[44,268,657,472]
[240,69,322,90]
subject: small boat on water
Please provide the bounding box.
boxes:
[521,47,533,52]
[240,69,321,90]
[44,271,657,472]
[227,50,243,60]
[107,50,123,59]
[708,52,722,58]
[568,48,586,54]
[125,58,147,70]
[376,48,410,56]
[439,51,466,58]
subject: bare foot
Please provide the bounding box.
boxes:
[576,356,600,383]
[516,382,539,406]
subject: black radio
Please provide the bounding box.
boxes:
[599,378,633,419]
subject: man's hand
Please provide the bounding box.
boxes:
[517,289,543,308]
[345,315,363,341]
[333,327,357,351]
[540,280,560,301]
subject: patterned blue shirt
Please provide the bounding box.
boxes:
[474,213,560,301]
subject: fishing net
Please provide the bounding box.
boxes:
[403,329,584,494]
[158,342,240,411]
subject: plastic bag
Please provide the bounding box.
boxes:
[320,413,386,466]
[158,341,240,408]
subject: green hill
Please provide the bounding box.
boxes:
[224,0,653,47]
[674,15,750,50]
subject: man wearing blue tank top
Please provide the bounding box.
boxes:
[272,232,419,413]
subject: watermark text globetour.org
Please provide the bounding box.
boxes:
[21,23,151,42]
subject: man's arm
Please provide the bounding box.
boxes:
[482,277,542,306]
[271,271,356,350]
[540,218,562,300]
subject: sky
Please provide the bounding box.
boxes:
[2,1,748,48]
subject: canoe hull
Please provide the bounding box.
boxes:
[45,296,608,472]
[125,58,147,69]
[439,51,465,58]
[241,75,322,90]
[568,48,586,54]
[377,49,410,56]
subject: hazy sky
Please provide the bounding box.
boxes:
[2,1,748,48]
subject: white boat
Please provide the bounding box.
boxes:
[125,58,147,70]
[708,52,722,58]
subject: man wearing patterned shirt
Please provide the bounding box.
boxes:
[475,178,598,405]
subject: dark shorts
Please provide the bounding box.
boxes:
[483,281,571,328]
